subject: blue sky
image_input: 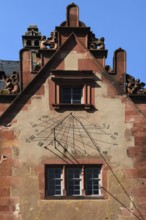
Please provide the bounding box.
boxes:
[0,0,146,83]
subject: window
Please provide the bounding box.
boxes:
[66,167,82,195]
[31,51,41,72]
[46,167,63,196]
[61,87,82,104]
[45,165,101,197]
[85,167,101,195]
[50,70,95,110]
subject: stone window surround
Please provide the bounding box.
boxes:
[49,70,96,110]
[39,158,108,200]
[45,164,102,197]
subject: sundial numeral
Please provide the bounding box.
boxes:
[30,122,37,128]
[38,141,44,147]
[114,132,118,136]
[29,135,35,140]
[110,135,116,140]
[102,123,110,129]
[26,138,30,143]
[103,123,106,128]
[42,115,49,118]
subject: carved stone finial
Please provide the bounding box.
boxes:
[66,3,79,27]
[40,36,47,49]
[0,71,19,95]
[40,31,58,50]
[126,74,146,94]
[89,32,105,50]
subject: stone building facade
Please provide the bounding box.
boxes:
[0,3,146,220]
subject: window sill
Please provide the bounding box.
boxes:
[52,103,93,110]
[44,195,105,200]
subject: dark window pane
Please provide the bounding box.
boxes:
[46,166,63,196]
[66,167,81,196]
[85,166,101,195]
[61,87,82,104]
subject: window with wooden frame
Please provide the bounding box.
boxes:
[50,70,96,110]
[45,165,102,198]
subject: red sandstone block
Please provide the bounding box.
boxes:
[136,104,146,112]
[134,116,146,123]
[127,147,146,157]
[0,177,11,187]
[31,165,42,174]
[79,59,99,71]
[0,158,19,176]
[39,190,44,199]
[0,214,20,220]
[0,188,10,197]
[132,188,146,197]
[0,104,9,112]
[135,137,146,146]
[132,130,146,137]
[125,168,146,178]
[0,215,10,220]
[39,175,45,190]
[0,147,12,157]
[0,198,10,206]
[125,111,138,117]
[137,131,146,136]
[133,157,146,169]
[0,198,18,206]
[134,126,146,136]
[0,164,12,176]
[0,205,15,213]
[138,201,146,210]
[9,158,20,168]
[0,176,19,188]
[0,131,15,141]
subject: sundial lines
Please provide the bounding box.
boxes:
[26,113,118,158]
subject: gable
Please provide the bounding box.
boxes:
[1,4,146,220]
[0,33,121,125]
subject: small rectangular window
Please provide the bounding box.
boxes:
[61,87,82,104]
[45,165,101,198]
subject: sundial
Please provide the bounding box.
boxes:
[26,113,118,161]
[25,113,144,220]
